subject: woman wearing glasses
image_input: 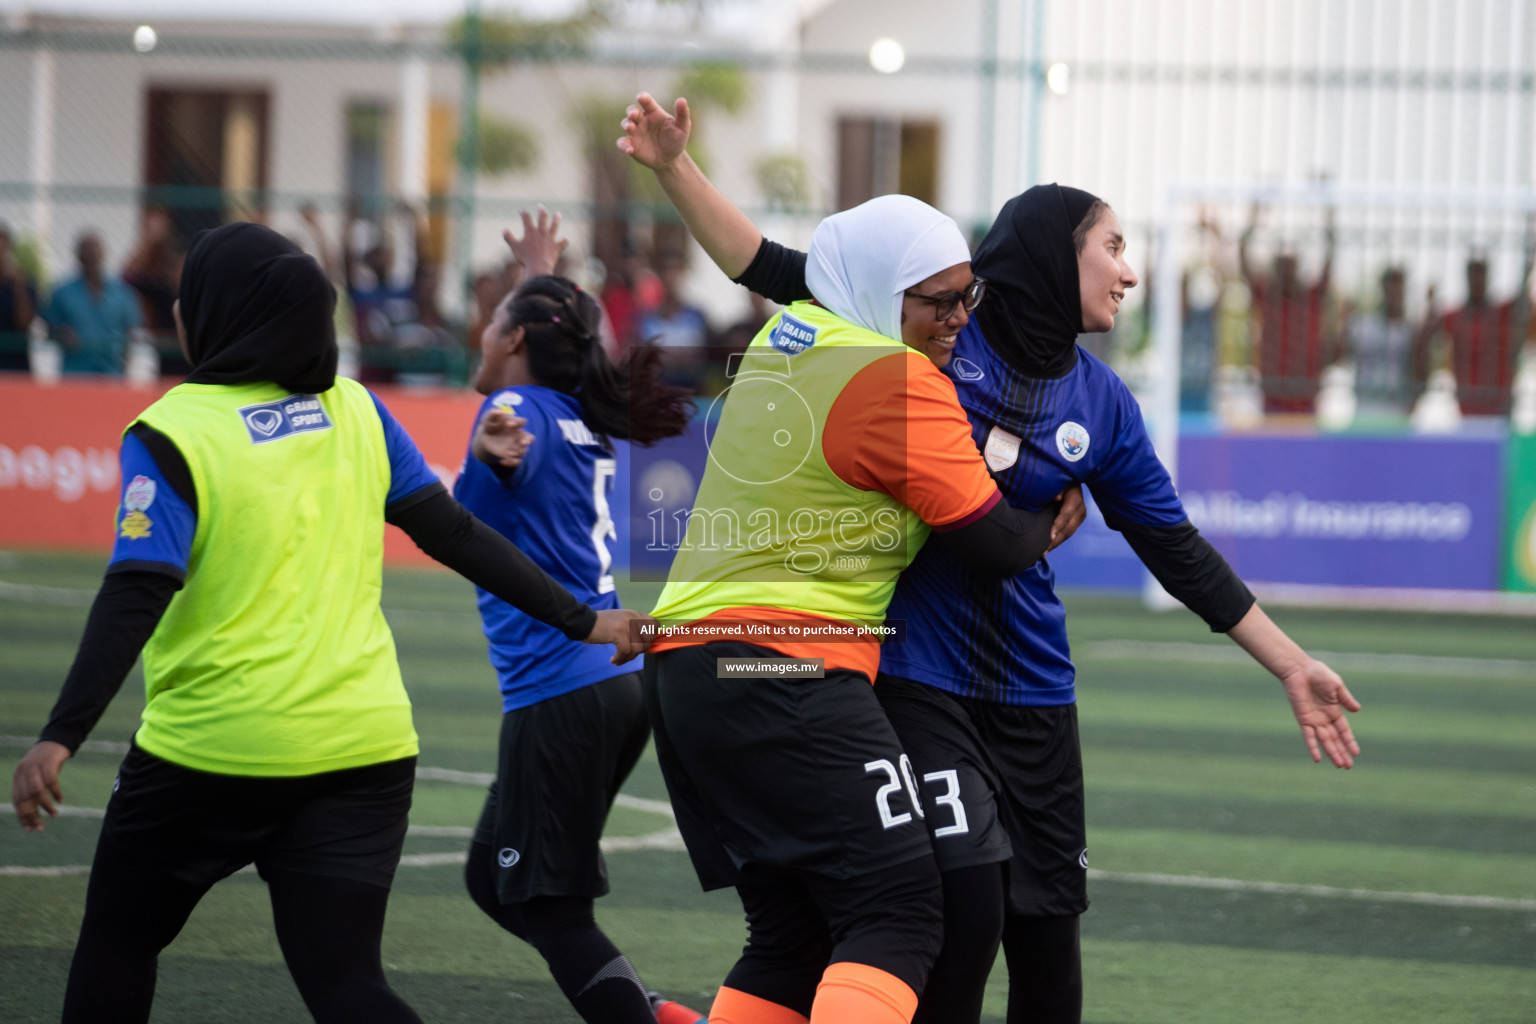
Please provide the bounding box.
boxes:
[640,187,1085,1023]
[622,93,1361,1024]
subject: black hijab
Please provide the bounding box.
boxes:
[972,183,1100,379]
[181,222,338,393]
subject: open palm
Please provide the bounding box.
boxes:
[617,92,691,170]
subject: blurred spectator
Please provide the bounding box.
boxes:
[1343,266,1415,417]
[122,207,185,375]
[45,231,141,376]
[1436,238,1534,416]
[343,203,449,383]
[720,290,771,354]
[1180,210,1229,413]
[638,249,710,389]
[121,208,183,337]
[600,244,663,352]
[0,222,39,371]
[1240,204,1337,413]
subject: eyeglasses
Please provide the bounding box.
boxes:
[904,278,987,321]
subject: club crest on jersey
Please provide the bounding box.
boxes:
[239,394,333,445]
[491,390,524,414]
[119,510,152,540]
[497,847,521,869]
[1055,421,1090,462]
[984,426,1021,472]
[123,475,157,512]
[950,357,985,382]
[768,313,817,355]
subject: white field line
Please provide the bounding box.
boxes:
[0,579,95,606]
[1086,869,1536,912]
[1080,641,1536,680]
[5,840,1527,909]
[0,577,483,621]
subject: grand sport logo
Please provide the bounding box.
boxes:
[238,395,334,445]
[768,314,817,355]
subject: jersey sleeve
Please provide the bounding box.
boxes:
[107,431,196,581]
[823,351,1000,528]
[368,390,445,506]
[1085,379,1188,528]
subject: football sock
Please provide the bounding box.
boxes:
[810,962,918,1024]
[522,896,655,1024]
[708,985,811,1024]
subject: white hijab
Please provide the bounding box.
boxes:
[805,194,973,342]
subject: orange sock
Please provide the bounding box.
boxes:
[808,962,918,1024]
[653,995,709,1024]
[708,985,810,1024]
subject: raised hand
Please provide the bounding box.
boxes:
[504,206,568,279]
[617,92,691,170]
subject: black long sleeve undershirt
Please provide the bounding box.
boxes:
[39,570,180,752]
[939,498,1059,577]
[384,483,598,641]
[39,476,597,754]
[1104,510,1256,632]
[732,238,813,306]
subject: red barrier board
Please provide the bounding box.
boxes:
[0,377,485,565]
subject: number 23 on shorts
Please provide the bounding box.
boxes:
[864,758,971,838]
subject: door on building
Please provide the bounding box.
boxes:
[836,116,940,212]
[144,88,270,247]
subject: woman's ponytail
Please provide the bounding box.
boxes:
[510,275,692,445]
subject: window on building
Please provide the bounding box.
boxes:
[836,116,940,212]
[346,101,392,221]
[144,88,270,246]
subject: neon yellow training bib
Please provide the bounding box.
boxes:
[131,378,418,776]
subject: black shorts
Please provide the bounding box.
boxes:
[875,675,1014,872]
[645,642,932,891]
[878,675,1087,917]
[100,743,415,890]
[473,672,650,903]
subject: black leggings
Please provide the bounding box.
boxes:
[1003,913,1082,1024]
[63,835,421,1024]
[719,855,945,1018]
[908,861,1082,1024]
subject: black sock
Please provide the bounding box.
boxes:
[523,895,656,1024]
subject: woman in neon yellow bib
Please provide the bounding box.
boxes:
[11,222,646,1024]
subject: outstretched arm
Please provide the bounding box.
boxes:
[618,93,763,279]
[1227,603,1362,768]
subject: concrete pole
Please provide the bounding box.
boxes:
[30,43,55,277]
[398,51,429,207]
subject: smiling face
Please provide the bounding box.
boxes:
[1076,209,1137,333]
[900,261,976,368]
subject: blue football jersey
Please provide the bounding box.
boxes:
[453,386,632,711]
[880,322,1188,705]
